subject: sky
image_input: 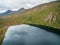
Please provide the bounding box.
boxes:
[0,0,56,13]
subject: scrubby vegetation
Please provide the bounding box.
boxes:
[0,28,7,45]
[0,1,60,45]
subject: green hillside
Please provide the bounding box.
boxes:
[0,1,60,45]
[0,1,60,28]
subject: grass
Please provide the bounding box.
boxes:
[0,27,7,45]
[0,1,60,45]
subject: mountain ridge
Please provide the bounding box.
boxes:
[0,1,60,28]
[0,8,25,16]
[0,1,60,45]
[0,10,13,16]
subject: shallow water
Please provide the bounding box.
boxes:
[2,24,60,45]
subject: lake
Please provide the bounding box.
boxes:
[2,24,60,45]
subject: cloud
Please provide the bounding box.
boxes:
[0,8,7,13]
[0,0,55,11]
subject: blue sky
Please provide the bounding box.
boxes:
[0,0,55,13]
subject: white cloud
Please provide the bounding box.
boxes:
[0,8,7,13]
[0,0,55,12]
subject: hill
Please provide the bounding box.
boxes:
[0,8,25,16]
[0,10,13,16]
[0,1,60,44]
[0,1,60,29]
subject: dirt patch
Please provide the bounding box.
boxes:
[44,12,56,24]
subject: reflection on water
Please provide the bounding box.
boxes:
[2,24,60,45]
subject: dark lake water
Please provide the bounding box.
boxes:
[2,24,60,45]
